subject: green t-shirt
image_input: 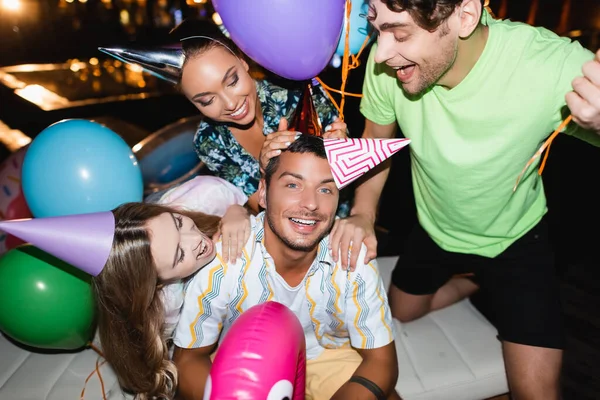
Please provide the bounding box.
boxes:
[360,12,597,258]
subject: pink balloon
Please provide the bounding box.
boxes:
[206,302,306,400]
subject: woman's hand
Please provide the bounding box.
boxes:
[259,117,349,172]
[259,117,298,172]
[213,205,251,263]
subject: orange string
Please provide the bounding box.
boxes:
[316,0,373,121]
[513,115,572,192]
[483,0,497,18]
[338,0,353,121]
[80,342,108,400]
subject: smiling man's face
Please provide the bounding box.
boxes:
[259,151,339,252]
[368,0,462,95]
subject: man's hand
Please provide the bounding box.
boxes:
[323,117,349,139]
[567,49,600,134]
[329,214,378,271]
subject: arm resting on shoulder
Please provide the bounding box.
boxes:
[173,344,216,400]
[331,342,399,400]
[351,120,398,224]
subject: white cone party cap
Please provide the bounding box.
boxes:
[323,137,411,189]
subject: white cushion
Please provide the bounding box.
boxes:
[0,256,507,400]
[377,256,509,400]
[0,333,129,399]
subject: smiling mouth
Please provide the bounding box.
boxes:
[392,64,416,73]
[229,99,247,118]
[290,217,317,226]
[196,239,210,259]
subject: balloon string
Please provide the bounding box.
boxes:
[315,31,371,120]
[80,342,108,400]
[316,80,363,98]
[316,4,372,123]
[513,114,572,192]
[483,0,497,18]
[338,0,353,121]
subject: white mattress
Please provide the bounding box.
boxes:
[0,335,128,400]
[0,256,508,400]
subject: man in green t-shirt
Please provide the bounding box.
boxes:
[328,0,600,398]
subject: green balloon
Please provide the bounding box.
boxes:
[0,245,96,350]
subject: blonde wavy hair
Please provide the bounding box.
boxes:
[92,202,220,399]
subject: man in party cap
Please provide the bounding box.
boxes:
[173,134,400,400]
[335,1,600,399]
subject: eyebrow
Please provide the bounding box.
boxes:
[279,171,336,185]
[378,22,411,32]
[191,66,237,100]
[169,213,180,269]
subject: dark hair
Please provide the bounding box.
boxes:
[381,0,483,31]
[92,202,220,400]
[169,19,245,70]
[264,134,327,185]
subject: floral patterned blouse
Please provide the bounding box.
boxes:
[193,79,352,217]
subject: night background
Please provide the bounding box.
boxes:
[1,0,600,398]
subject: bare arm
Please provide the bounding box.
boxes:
[173,344,216,400]
[331,343,399,400]
[350,119,398,224]
[329,120,398,270]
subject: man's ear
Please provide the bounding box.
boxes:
[458,0,482,38]
[258,178,267,209]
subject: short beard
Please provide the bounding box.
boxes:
[402,32,459,97]
[266,212,333,252]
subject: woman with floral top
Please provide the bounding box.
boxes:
[174,22,352,216]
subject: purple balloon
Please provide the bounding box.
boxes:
[213,0,346,81]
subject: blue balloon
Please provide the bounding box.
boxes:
[139,130,199,185]
[22,119,144,217]
[335,0,373,57]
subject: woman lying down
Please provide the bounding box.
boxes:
[92,175,252,399]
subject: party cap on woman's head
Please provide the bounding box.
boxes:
[98,46,183,85]
[0,212,115,276]
[99,18,231,84]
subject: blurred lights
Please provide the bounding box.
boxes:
[1,0,20,11]
[69,61,86,72]
[126,64,144,73]
[212,12,222,25]
[120,9,130,25]
[15,85,69,110]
